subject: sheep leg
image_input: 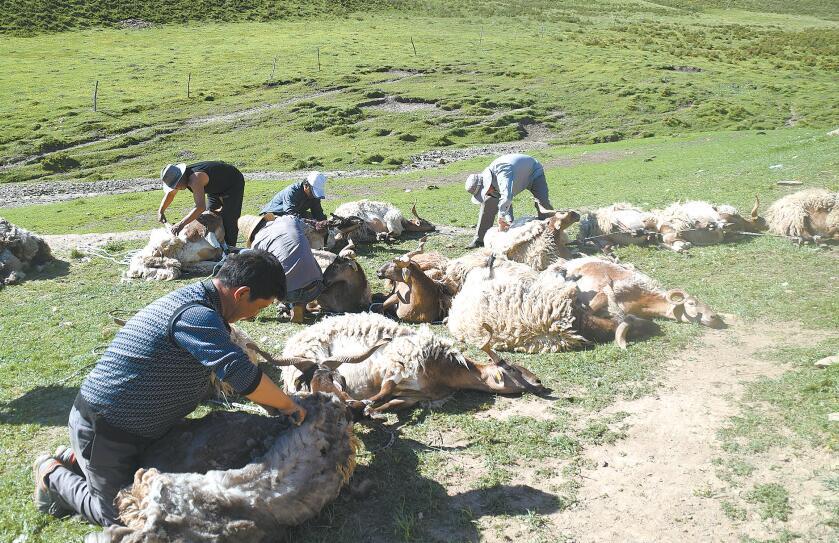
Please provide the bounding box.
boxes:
[588,291,610,314]
[364,379,398,405]
[367,398,415,413]
[381,293,400,310]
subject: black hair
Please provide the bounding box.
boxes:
[215,250,286,301]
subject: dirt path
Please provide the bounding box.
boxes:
[548,319,836,542]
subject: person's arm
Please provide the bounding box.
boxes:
[309,198,327,221]
[171,306,304,423]
[493,164,515,227]
[158,190,178,224]
[246,374,306,423]
[171,174,207,235]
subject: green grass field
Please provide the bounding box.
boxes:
[1,1,838,541]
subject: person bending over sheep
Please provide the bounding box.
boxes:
[157,160,246,247]
[464,153,555,249]
[260,172,329,233]
[239,214,325,324]
[33,251,305,527]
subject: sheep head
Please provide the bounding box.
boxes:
[665,289,725,329]
[476,325,550,395]
[403,204,435,232]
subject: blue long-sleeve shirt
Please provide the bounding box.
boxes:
[260,181,326,220]
[486,154,547,222]
[80,281,261,439]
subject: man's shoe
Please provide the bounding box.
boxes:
[54,445,83,476]
[33,454,70,516]
[465,240,484,249]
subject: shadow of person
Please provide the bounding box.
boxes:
[282,430,560,543]
[0,384,78,427]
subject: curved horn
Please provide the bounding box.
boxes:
[405,235,428,259]
[411,203,421,221]
[534,198,554,216]
[322,337,392,370]
[750,194,760,221]
[480,323,503,364]
[339,239,356,259]
[665,289,687,305]
[246,342,314,367]
[614,321,629,350]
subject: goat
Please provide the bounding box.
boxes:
[310,240,372,313]
[376,242,453,324]
[278,313,548,413]
[765,188,839,242]
[577,203,660,250]
[0,217,53,287]
[89,394,356,543]
[715,196,767,236]
[125,211,225,281]
[562,256,725,329]
[447,260,657,353]
[332,200,434,243]
[483,201,580,270]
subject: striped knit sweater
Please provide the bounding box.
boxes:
[80,280,261,439]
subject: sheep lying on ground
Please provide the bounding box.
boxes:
[311,242,372,313]
[483,204,579,270]
[562,256,725,328]
[765,188,839,242]
[125,212,225,281]
[578,203,660,250]
[278,313,547,413]
[332,200,434,243]
[0,217,53,287]
[447,260,657,353]
[89,394,356,543]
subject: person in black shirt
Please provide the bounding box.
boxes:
[158,161,246,247]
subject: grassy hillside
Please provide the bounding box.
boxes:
[1,2,837,185]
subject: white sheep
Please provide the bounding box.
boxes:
[278,312,547,412]
[577,203,659,249]
[124,212,225,281]
[483,207,579,270]
[765,188,839,242]
[0,217,53,287]
[332,200,434,243]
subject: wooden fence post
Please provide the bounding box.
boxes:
[317,47,320,71]
[411,36,417,56]
[187,72,191,98]
[93,80,98,112]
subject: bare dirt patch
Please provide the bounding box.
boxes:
[360,96,442,114]
[42,230,150,255]
[547,319,837,542]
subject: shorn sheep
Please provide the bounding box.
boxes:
[562,256,725,328]
[88,394,356,543]
[125,212,225,281]
[765,188,839,242]
[278,313,548,412]
[332,200,434,243]
[0,217,53,287]
[483,204,579,270]
[447,260,657,353]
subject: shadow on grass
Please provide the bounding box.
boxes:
[0,258,71,290]
[285,429,560,543]
[0,385,77,427]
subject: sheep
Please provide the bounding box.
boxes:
[278,313,548,413]
[309,241,372,314]
[483,203,579,270]
[447,260,657,353]
[89,394,357,543]
[577,203,660,250]
[562,256,725,328]
[765,188,839,242]
[332,200,434,243]
[0,217,53,287]
[125,212,225,281]
[652,201,727,251]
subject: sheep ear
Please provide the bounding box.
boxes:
[401,267,412,282]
